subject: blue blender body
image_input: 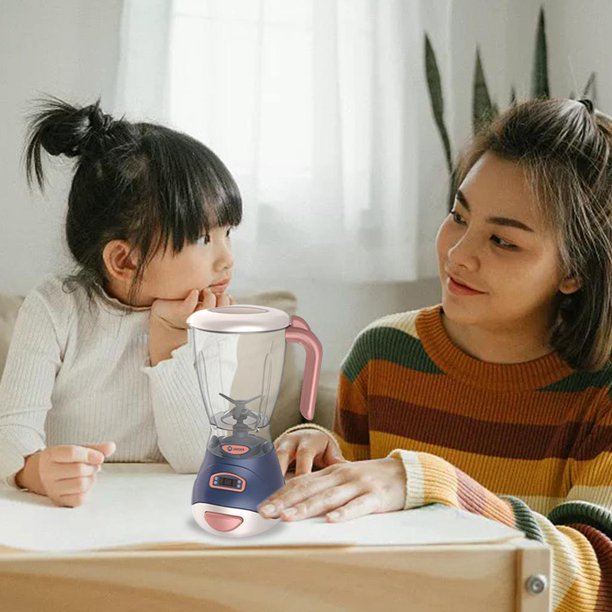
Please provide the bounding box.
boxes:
[192,431,284,522]
[187,305,321,537]
[191,394,285,536]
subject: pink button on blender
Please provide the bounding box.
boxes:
[188,305,322,537]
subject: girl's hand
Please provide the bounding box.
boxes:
[151,288,234,331]
[258,457,406,523]
[148,289,235,365]
[15,442,116,507]
[275,429,346,476]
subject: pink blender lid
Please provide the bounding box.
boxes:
[187,305,291,333]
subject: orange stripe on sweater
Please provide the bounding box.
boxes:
[369,431,572,501]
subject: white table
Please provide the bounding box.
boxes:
[0,463,551,611]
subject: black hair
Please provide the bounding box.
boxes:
[25,96,242,303]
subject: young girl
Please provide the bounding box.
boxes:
[0,97,241,508]
[260,98,612,611]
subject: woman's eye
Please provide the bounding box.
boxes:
[450,210,466,225]
[197,234,211,246]
[491,235,518,250]
[225,227,232,238]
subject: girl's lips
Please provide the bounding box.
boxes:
[447,276,485,296]
[209,281,230,293]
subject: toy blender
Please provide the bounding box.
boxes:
[187,305,322,537]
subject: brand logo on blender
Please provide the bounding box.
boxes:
[222,444,249,455]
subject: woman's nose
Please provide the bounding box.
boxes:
[447,233,479,271]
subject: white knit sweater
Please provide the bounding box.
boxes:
[0,275,210,487]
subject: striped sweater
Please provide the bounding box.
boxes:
[295,306,612,611]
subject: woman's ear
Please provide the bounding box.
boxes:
[102,240,138,283]
[559,275,581,295]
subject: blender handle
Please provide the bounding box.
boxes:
[285,316,322,421]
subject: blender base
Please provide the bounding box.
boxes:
[192,502,280,538]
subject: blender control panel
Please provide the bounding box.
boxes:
[209,472,246,492]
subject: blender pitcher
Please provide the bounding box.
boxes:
[187,305,322,537]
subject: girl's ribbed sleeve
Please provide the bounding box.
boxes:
[0,290,63,487]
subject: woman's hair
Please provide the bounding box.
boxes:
[25,96,242,303]
[454,98,612,371]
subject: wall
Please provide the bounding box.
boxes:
[0,0,609,371]
[0,0,123,293]
[445,0,611,155]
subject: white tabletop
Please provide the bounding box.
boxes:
[0,463,524,553]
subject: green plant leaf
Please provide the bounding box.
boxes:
[473,47,498,134]
[424,33,453,174]
[447,167,458,212]
[531,7,550,98]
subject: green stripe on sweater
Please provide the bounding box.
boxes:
[502,495,546,542]
[549,501,612,539]
[342,326,443,383]
[539,363,612,394]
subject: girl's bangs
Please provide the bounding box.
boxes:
[149,129,242,253]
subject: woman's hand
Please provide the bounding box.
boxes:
[149,288,234,365]
[258,457,406,523]
[275,429,346,476]
[15,442,116,507]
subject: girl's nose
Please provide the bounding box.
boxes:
[214,240,233,271]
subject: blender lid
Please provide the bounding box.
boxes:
[187,304,292,333]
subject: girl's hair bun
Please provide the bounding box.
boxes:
[25,97,117,189]
[29,97,114,159]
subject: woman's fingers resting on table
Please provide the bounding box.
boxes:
[259,457,406,523]
[274,430,346,476]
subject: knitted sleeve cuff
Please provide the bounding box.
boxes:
[387,448,458,510]
[387,449,516,528]
[141,342,193,374]
[0,433,46,490]
[548,501,612,539]
[501,495,545,542]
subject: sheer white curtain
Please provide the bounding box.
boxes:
[116,0,446,282]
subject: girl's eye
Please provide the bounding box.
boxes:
[225,227,232,238]
[491,235,518,250]
[197,234,211,246]
[450,210,466,225]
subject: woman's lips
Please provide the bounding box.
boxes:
[447,276,485,296]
